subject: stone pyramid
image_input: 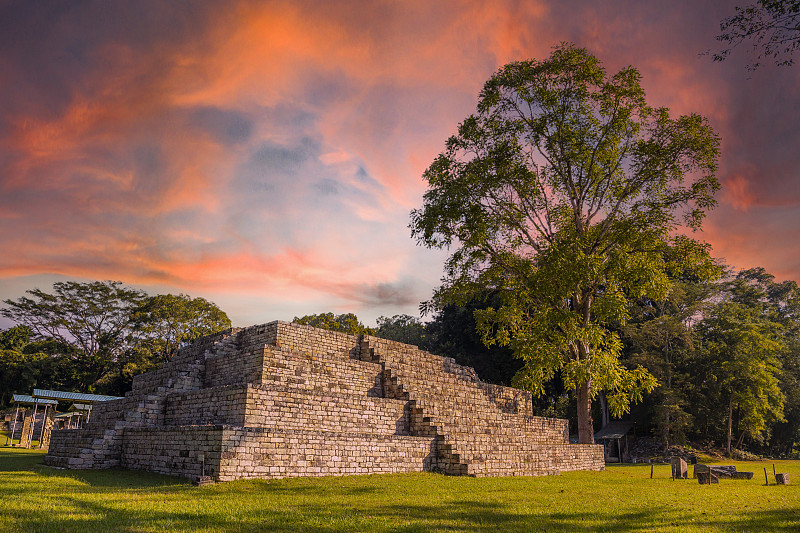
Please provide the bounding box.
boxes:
[45,321,603,481]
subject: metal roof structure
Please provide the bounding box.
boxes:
[69,404,92,412]
[32,389,123,403]
[11,394,58,406]
[594,421,634,441]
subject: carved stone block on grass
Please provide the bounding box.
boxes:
[671,457,687,479]
[697,471,718,484]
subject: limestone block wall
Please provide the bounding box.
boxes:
[163,385,249,426]
[499,413,569,444]
[122,426,223,479]
[361,335,604,476]
[203,345,265,388]
[257,347,383,396]
[45,427,122,468]
[479,383,535,415]
[89,394,164,428]
[243,385,411,435]
[130,329,235,395]
[215,427,436,481]
[121,426,436,481]
[273,322,361,359]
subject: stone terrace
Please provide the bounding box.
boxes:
[44,321,603,480]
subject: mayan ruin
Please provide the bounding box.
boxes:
[41,321,604,481]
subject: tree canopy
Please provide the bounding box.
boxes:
[714,1,800,69]
[292,313,375,336]
[1,280,231,400]
[411,43,721,443]
[374,314,428,348]
[131,293,231,362]
[2,280,146,362]
[696,300,785,455]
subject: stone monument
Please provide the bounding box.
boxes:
[45,321,604,481]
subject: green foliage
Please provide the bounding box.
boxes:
[425,295,523,386]
[696,300,785,454]
[616,267,800,456]
[715,0,800,69]
[1,280,146,364]
[131,294,232,362]
[0,325,31,351]
[690,267,800,455]
[374,314,428,348]
[0,349,42,406]
[292,313,375,336]
[411,43,719,442]
[0,281,231,400]
[622,278,718,447]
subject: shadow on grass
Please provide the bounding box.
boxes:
[8,492,800,533]
[3,449,799,532]
[0,447,186,490]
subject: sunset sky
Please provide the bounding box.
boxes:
[1,0,799,329]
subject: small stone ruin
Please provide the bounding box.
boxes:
[44,321,604,481]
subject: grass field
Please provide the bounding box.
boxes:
[1,448,798,532]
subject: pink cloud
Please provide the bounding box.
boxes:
[1,0,799,325]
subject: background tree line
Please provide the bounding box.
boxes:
[0,280,230,405]
[357,265,798,458]
[2,269,796,456]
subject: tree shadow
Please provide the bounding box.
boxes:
[10,492,800,533]
[3,451,799,532]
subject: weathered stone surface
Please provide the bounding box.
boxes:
[693,464,739,479]
[776,473,790,485]
[697,471,719,484]
[671,457,687,479]
[45,321,605,480]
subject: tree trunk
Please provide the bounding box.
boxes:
[726,395,733,457]
[577,380,594,444]
[599,392,609,429]
[664,333,672,449]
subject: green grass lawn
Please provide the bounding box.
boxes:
[1,448,798,532]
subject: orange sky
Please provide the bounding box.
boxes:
[1,0,799,327]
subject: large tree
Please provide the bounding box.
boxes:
[695,300,785,455]
[714,1,800,69]
[2,281,147,385]
[131,294,231,362]
[1,281,232,394]
[623,277,719,447]
[411,44,720,443]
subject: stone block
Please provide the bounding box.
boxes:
[671,457,687,479]
[697,472,718,484]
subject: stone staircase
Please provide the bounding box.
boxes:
[361,336,603,476]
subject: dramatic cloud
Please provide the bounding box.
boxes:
[1,0,799,327]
